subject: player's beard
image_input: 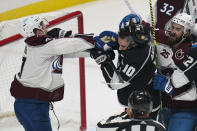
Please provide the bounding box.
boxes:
[169,33,182,46]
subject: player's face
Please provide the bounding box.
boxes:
[35,21,48,36]
[40,21,48,34]
[118,37,131,50]
[169,22,184,43]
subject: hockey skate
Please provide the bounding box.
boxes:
[96,110,131,131]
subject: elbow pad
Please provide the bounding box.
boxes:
[171,69,189,88]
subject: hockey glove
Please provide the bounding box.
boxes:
[94,31,118,51]
[119,14,142,29]
[90,48,115,65]
[153,74,174,95]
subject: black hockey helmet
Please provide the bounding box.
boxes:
[128,90,153,117]
[118,22,150,47]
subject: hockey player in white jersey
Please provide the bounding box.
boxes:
[97,90,166,131]
[151,12,197,131]
[10,15,94,131]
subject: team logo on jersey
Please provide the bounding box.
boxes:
[52,56,63,73]
[175,49,184,60]
[160,49,170,58]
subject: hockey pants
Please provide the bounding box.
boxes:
[159,107,197,131]
[14,98,52,131]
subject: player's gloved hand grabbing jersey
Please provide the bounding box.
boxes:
[153,74,174,95]
[119,14,142,29]
[90,31,118,64]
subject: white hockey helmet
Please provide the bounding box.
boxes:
[171,13,195,34]
[20,15,49,37]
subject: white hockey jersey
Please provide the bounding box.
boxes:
[10,35,93,102]
[153,28,197,109]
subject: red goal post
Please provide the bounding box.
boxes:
[0,11,87,131]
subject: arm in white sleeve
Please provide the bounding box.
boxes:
[171,68,190,88]
[36,38,94,57]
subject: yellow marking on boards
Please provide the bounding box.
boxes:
[0,0,96,21]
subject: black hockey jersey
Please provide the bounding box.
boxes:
[100,44,160,107]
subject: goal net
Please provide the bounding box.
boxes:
[0,10,87,131]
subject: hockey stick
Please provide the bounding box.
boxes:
[148,0,157,48]
[108,61,124,83]
[100,59,124,85]
[123,0,136,14]
[181,0,190,13]
[148,0,166,127]
[123,0,143,21]
[100,63,125,85]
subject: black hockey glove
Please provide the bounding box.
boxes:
[47,28,72,38]
[90,48,115,65]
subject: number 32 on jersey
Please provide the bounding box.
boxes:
[160,3,174,16]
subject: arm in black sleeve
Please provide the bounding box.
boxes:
[47,28,72,38]
[100,62,130,90]
[179,46,197,81]
[100,63,115,89]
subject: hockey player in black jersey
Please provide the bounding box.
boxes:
[97,90,166,131]
[90,21,160,121]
